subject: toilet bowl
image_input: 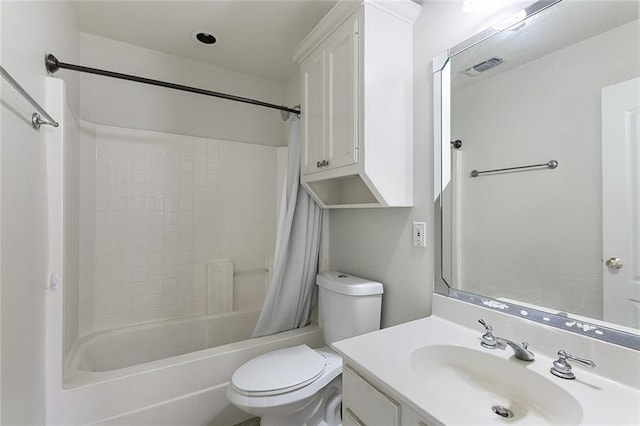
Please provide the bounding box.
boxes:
[227,345,342,426]
[226,272,383,426]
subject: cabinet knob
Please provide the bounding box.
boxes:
[322,160,329,167]
[316,161,322,168]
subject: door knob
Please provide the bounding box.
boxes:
[605,257,623,270]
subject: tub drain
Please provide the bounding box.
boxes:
[491,405,514,418]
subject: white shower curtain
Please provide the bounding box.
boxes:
[252,115,323,338]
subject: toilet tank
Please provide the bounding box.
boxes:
[316,271,383,345]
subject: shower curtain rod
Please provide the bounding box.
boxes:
[45,54,301,116]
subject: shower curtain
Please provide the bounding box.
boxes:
[252,115,323,338]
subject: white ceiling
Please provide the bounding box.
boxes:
[73,0,337,82]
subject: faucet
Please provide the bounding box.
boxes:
[550,350,596,379]
[478,319,535,361]
[495,338,535,361]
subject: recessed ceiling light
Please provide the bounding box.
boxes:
[191,30,217,45]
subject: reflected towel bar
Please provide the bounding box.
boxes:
[1,65,59,130]
[470,160,558,177]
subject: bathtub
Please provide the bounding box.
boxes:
[69,310,262,373]
[43,79,320,425]
[54,315,324,425]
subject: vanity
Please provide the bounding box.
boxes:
[332,0,640,424]
[333,295,640,425]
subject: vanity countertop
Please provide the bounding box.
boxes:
[332,302,640,425]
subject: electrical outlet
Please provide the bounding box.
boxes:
[413,222,426,247]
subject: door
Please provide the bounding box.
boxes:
[602,77,640,328]
[300,48,325,175]
[325,14,359,171]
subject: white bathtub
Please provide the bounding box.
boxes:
[70,310,262,373]
[54,315,324,426]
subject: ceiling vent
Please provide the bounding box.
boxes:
[464,57,504,77]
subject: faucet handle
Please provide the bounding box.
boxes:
[550,350,596,380]
[478,319,497,349]
[478,318,493,332]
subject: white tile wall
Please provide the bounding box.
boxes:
[79,122,280,334]
[79,122,97,336]
[63,109,81,355]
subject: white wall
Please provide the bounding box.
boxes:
[74,39,289,335]
[454,20,640,318]
[79,32,289,147]
[327,1,526,328]
[78,123,280,334]
[63,103,81,356]
[79,121,97,335]
[0,1,79,423]
[1,2,4,418]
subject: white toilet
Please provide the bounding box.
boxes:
[226,271,383,426]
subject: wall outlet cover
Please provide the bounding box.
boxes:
[413,222,426,247]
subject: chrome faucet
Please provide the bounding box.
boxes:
[495,338,535,361]
[478,319,499,348]
[550,350,596,379]
[478,319,535,361]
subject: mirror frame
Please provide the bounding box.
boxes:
[432,0,640,351]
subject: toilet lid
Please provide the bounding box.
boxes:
[231,345,327,396]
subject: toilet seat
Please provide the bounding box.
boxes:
[230,345,328,397]
[227,346,343,414]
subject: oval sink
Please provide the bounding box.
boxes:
[409,345,583,425]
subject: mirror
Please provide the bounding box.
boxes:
[434,0,640,348]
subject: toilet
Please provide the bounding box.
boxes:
[226,271,383,426]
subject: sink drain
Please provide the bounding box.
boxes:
[491,405,514,418]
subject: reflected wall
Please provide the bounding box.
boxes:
[451,19,639,319]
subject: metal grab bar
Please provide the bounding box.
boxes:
[1,65,59,130]
[470,160,558,177]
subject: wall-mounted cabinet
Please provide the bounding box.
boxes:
[292,0,420,208]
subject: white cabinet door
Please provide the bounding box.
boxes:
[602,77,640,329]
[325,15,359,171]
[301,48,326,175]
[343,409,365,426]
[343,366,400,426]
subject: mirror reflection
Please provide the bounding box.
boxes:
[440,0,640,333]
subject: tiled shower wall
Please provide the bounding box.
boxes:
[63,108,81,355]
[78,122,280,334]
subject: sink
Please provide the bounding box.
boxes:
[409,345,583,425]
